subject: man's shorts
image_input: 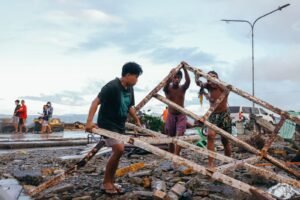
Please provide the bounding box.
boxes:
[42,120,48,126]
[208,110,232,134]
[19,118,26,125]
[102,128,124,147]
[12,116,19,124]
[165,113,187,137]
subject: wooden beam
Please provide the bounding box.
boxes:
[260,117,286,155]
[184,64,300,125]
[153,93,300,178]
[92,127,275,199]
[126,123,233,163]
[135,63,183,111]
[216,156,259,173]
[28,140,106,196]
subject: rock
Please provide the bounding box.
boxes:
[166,191,179,200]
[52,184,74,193]
[72,195,92,200]
[2,173,13,178]
[151,180,167,192]
[128,169,152,177]
[82,167,96,173]
[129,177,143,185]
[54,169,65,175]
[143,177,152,188]
[170,182,186,196]
[153,190,167,200]
[13,169,43,186]
[160,161,173,172]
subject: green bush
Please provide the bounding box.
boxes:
[140,114,164,132]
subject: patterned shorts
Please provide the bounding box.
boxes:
[208,110,232,134]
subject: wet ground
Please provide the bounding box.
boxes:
[0,131,299,200]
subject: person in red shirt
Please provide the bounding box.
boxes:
[17,100,28,133]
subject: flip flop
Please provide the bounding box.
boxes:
[100,184,126,195]
[114,184,126,194]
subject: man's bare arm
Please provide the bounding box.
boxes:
[182,67,190,91]
[85,97,100,132]
[129,107,141,127]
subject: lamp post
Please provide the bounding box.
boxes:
[221,3,290,109]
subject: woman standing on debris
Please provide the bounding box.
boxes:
[196,71,232,168]
[85,62,143,195]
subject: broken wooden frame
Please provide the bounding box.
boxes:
[28,140,106,196]
[91,127,275,199]
[29,62,300,198]
[126,123,300,189]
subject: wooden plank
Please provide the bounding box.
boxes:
[153,93,300,178]
[92,127,275,199]
[184,64,300,125]
[135,63,183,111]
[28,141,106,196]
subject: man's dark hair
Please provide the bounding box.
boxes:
[122,62,143,77]
[208,70,218,78]
[15,100,19,103]
[175,70,183,78]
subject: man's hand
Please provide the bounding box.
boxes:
[181,61,188,67]
[136,119,142,127]
[85,121,98,133]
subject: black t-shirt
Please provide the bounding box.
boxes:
[14,105,21,117]
[97,78,134,133]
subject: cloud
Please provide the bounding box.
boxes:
[21,91,88,106]
[146,47,222,65]
[45,9,122,25]
[229,49,300,82]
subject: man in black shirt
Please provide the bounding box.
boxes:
[86,62,143,195]
[13,100,21,133]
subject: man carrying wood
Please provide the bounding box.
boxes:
[85,62,143,195]
[163,63,190,155]
[196,71,232,168]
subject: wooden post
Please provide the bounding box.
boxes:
[153,93,300,178]
[216,156,259,173]
[126,122,167,138]
[126,123,300,188]
[92,128,275,199]
[138,135,200,144]
[28,140,106,196]
[126,123,233,163]
[260,117,286,155]
[184,64,300,125]
[135,63,183,111]
[202,90,230,121]
[244,162,300,189]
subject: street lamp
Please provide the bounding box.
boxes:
[221,3,290,109]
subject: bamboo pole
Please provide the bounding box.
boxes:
[138,135,200,144]
[184,64,300,125]
[126,123,232,163]
[202,89,230,121]
[92,128,275,199]
[216,156,259,173]
[126,123,300,188]
[135,63,183,111]
[261,117,286,155]
[244,163,300,189]
[28,140,106,196]
[126,122,167,138]
[153,93,300,178]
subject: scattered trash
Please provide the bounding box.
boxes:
[267,183,300,200]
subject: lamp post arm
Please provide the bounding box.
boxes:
[253,4,290,28]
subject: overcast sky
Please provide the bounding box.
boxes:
[0,0,299,116]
